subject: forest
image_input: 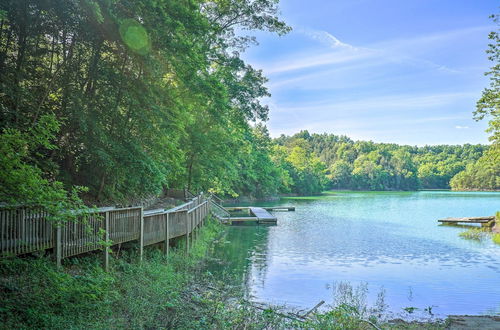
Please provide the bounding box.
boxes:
[0,1,498,209]
[275,131,491,193]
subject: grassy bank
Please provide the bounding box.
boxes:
[457,211,500,245]
[1,218,448,329]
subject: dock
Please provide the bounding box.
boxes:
[228,207,278,225]
[438,216,495,226]
[225,206,295,212]
[219,206,296,225]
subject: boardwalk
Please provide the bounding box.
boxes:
[1,193,213,270]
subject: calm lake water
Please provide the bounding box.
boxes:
[211,191,500,318]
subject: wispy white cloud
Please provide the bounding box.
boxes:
[261,25,489,78]
[263,48,375,74]
[455,125,470,129]
[372,25,491,52]
[267,59,388,89]
[298,28,357,50]
[272,92,476,114]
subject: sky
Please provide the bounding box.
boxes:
[242,0,498,146]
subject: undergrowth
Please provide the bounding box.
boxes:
[0,218,447,329]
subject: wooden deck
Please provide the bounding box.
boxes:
[225,206,295,212]
[250,207,278,224]
[221,206,295,225]
[438,216,495,226]
[228,207,277,225]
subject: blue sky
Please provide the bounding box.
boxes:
[242,0,498,145]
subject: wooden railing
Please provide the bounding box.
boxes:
[209,193,224,207]
[0,194,211,270]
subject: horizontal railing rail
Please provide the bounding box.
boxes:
[209,193,224,206]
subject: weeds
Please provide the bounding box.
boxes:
[458,227,489,241]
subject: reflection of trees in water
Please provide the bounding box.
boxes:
[247,228,271,292]
[208,225,271,298]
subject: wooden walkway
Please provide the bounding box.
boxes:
[0,192,295,269]
[1,193,213,270]
[438,216,495,226]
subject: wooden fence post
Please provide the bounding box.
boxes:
[104,211,110,272]
[164,213,169,256]
[139,207,144,261]
[203,202,207,225]
[194,210,198,240]
[55,225,62,268]
[185,211,190,254]
[194,209,198,241]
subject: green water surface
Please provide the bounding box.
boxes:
[210,191,500,318]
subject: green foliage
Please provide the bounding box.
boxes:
[450,145,500,190]
[272,139,328,195]
[0,0,290,203]
[0,218,224,329]
[0,113,88,221]
[492,233,500,245]
[458,227,490,241]
[453,14,500,190]
[0,0,494,207]
[474,14,500,145]
[275,131,486,191]
[0,114,61,205]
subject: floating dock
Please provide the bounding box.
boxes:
[220,206,295,225]
[228,207,277,225]
[225,206,295,212]
[438,216,495,226]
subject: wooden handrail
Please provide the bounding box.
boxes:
[0,193,212,268]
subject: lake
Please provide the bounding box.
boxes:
[211,191,500,318]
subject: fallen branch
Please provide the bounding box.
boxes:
[301,300,325,318]
[250,303,305,322]
[361,319,382,330]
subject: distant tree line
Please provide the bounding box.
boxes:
[274,131,492,192]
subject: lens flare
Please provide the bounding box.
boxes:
[119,19,150,55]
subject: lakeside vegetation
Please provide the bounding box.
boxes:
[1,2,498,212]
[457,212,500,244]
[0,218,447,330]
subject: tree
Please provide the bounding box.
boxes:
[475,14,500,145]
[450,13,500,190]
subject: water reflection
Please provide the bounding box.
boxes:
[211,191,500,317]
[209,224,271,298]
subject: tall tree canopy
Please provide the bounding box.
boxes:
[0,0,291,203]
[450,14,500,191]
